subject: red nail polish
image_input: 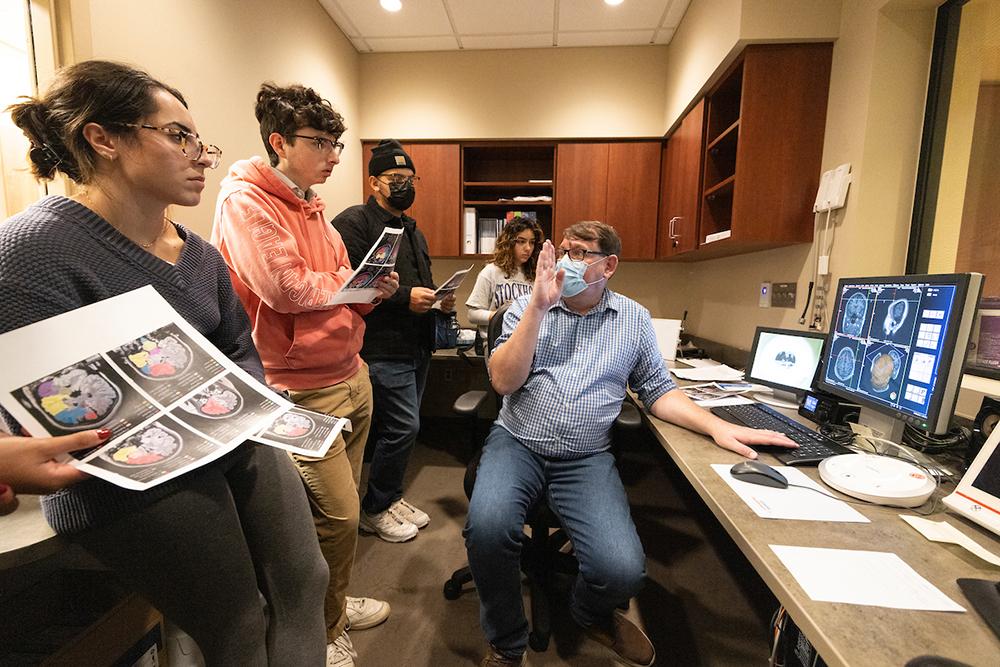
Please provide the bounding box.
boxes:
[97,428,113,440]
[0,484,10,494]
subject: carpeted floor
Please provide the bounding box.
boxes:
[347,416,778,666]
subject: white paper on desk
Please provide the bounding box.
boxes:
[770,545,966,612]
[672,364,744,382]
[676,358,719,368]
[899,514,1000,567]
[712,464,870,522]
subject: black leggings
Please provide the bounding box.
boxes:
[76,444,328,666]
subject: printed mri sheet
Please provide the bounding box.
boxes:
[0,287,350,490]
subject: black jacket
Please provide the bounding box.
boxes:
[331,196,436,360]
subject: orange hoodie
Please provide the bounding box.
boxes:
[211,156,373,391]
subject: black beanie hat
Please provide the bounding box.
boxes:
[368,139,415,176]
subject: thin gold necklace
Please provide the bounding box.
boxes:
[139,217,170,249]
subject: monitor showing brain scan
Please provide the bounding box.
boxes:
[822,279,958,420]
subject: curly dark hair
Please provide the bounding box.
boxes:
[255,83,346,166]
[7,60,186,184]
[493,217,544,280]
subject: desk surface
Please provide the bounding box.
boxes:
[642,406,1000,667]
[0,494,64,570]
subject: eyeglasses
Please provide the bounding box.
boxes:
[556,247,609,262]
[377,174,420,187]
[289,134,346,156]
[118,123,222,168]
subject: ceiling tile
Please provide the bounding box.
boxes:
[365,35,461,52]
[652,26,676,45]
[662,0,690,28]
[333,0,453,38]
[447,0,554,35]
[558,0,670,32]
[461,33,554,50]
[557,30,655,48]
[317,0,361,36]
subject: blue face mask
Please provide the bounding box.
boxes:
[557,254,607,298]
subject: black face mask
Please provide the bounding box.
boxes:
[386,182,415,211]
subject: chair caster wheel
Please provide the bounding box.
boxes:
[528,632,549,652]
[443,579,463,600]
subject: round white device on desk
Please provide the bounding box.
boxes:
[818,453,936,508]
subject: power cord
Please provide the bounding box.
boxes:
[902,424,970,455]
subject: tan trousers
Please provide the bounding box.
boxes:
[288,364,372,641]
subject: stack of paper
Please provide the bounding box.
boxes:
[671,364,744,382]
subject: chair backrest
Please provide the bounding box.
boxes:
[486,302,511,358]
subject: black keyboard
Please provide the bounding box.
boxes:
[710,403,852,465]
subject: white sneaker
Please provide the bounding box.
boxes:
[359,507,418,542]
[326,630,357,667]
[346,595,391,630]
[389,498,430,528]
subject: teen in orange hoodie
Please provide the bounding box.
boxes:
[211,83,397,667]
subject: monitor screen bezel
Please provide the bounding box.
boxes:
[816,272,975,432]
[746,326,828,396]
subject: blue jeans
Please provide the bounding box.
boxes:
[362,351,430,514]
[464,424,646,657]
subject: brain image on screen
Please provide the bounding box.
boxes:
[869,348,903,393]
[122,334,192,380]
[774,351,797,367]
[27,367,121,430]
[182,377,242,419]
[268,411,315,439]
[883,299,909,337]
[834,346,856,382]
[103,423,181,467]
[842,292,868,336]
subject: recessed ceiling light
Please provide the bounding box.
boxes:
[380,0,402,12]
[605,0,625,6]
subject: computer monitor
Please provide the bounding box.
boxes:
[746,327,827,409]
[817,273,983,439]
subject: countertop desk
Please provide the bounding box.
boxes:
[640,403,1000,666]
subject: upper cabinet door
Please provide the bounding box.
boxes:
[554,143,609,242]
[607,142,661,260]
[406,143,460,256]
[658,99,705,258]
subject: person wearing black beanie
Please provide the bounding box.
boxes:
[332,139,455,543]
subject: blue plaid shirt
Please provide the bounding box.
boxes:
[494,289,676,459]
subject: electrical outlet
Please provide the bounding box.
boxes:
[759,282,771,308]
[443,368,453,382]
[772,282,797,308]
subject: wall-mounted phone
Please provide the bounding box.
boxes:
[813,163,852,213]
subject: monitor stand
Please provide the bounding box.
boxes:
[751,389,799,410]
[856,406,905,444]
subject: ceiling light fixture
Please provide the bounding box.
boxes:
[604,0,625,6]
[380,0,402,12]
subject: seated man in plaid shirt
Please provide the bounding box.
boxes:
[466,221,796,667]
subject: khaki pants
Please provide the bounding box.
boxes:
[288,364,373,641]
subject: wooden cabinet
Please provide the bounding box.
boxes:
[657,99,705,258]
[359,141,460,256]
[555,141,660,260]
[462,143,555,256]
[690,43,832,259]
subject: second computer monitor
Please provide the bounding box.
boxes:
[746,327,827,409]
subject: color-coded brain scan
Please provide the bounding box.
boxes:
[103,423,181,467]
[182,378,242,419]
[122,333,192,380]
[268,411,315,439]
[27,366,121,430]
[348,271,375,289]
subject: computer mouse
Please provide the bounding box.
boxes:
[729,461,789,489]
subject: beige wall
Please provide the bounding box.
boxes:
[358,46,671,139]
[62,0,361,238]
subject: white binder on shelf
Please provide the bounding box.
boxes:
[463,207,477,254]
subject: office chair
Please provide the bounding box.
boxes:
[445,304,641,652]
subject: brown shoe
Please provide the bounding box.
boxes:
[479,645,526,666]
[583,611,656,667]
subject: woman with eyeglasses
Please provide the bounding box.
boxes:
[1,60,327,665]
[465,216,544,342]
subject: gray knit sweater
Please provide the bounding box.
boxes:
[0,196,265,534]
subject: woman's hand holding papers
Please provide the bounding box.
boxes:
[0,430,107,515]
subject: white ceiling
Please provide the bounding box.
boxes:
[318,0,691,53]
